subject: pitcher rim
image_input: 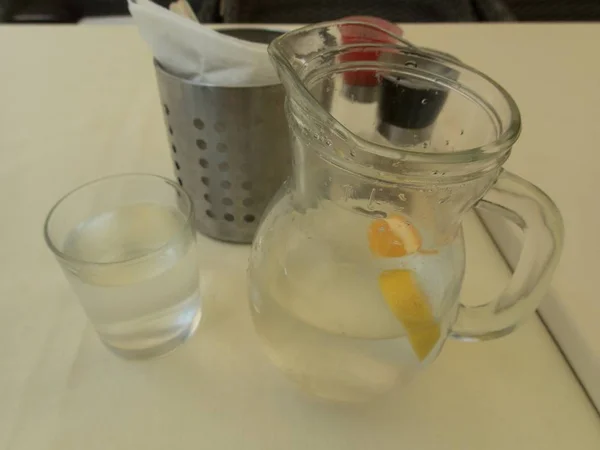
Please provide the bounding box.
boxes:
[268,21,522,166]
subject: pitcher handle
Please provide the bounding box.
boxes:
[451,170,564,340]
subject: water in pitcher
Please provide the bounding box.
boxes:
[249,197,465,401]
[62,203,201,357]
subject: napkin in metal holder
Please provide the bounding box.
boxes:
[154,28,291,244]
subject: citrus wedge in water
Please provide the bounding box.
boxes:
[368,215,422,258]
[378,269,440,361]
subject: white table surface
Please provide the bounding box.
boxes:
[0,24,598,449]
[420,23,600,407]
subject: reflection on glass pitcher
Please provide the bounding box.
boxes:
[247,20,564,402]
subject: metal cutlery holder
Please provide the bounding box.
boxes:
[154,31,291,243]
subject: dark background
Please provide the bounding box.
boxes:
[2,0,599,23]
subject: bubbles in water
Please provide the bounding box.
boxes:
[421,98,428,105]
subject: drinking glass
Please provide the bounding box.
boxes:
[44,174,202,359]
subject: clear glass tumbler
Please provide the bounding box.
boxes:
[44,174,202,359]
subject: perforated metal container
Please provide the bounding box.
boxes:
[154,29,291,243]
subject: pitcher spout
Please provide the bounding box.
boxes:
[267,20,521,184]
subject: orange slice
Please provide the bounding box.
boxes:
[368,215,422,258]
[378,269,440,361]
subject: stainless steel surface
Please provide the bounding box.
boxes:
[154,61,291,244]
[377,121,435,145]
[341,83,379,103]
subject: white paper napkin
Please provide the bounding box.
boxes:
[128,0,279,86]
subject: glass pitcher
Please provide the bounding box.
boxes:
[248,20,564,402]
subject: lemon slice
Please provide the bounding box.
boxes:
[368,215,422,258]
[378,269,440,361]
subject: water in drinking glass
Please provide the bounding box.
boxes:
[61,202,201,358]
